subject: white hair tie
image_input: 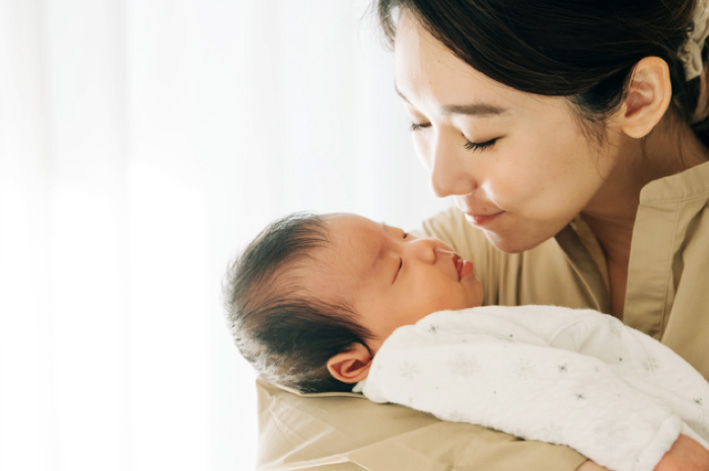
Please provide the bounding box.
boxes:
[679,0,709,80]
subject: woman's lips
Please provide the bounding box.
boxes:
[465,211,503,226]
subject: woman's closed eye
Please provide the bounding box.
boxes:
[409,121,431,132]
[409,120,498,152]
[464,138,498,152]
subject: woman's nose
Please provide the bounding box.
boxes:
[427,132,477,198]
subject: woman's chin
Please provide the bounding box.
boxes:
[480,227,550,254]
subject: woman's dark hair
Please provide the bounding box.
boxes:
[377,0,707,140]
[223,213,372,393]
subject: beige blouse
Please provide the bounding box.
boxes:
[254,161,709,470]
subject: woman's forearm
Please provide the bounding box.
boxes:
[577,435,709,471]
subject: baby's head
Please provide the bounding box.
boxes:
[224,212,483,393]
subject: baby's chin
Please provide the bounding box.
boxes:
[464,302,483,310]
[446,301,482,313]
[462,295,484,310]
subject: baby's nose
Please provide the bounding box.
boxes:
[409,238,442,262]
[435,248,456,258]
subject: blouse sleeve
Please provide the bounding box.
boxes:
[255,377,587,471]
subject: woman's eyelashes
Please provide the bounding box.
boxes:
[464,138,498,152]
[409,121,499,153]
[409,121,430,132]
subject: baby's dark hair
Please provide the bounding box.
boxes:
[223,212,373,393]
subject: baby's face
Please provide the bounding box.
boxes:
[300,214,483,352]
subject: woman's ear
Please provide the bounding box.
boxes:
[617,56,672,138]
[326,343,373,384]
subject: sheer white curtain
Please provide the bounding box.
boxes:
[0,1,448,470]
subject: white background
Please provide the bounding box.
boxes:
[0,1,449,470]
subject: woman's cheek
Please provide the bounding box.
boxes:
[411,134,434,172]
[479,167,519,204]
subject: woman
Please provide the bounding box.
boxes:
[255,1,709,469]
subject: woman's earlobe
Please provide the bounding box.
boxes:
[619,56,672,139]
[326,343,373,384]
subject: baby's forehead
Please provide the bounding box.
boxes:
[323,212,390,238]
[324,214,384,254]
[294,215,382,294]
[284,248,359,309]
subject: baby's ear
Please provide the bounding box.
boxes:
[326,343,373,384]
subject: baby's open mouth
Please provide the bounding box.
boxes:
[453,253,473,281]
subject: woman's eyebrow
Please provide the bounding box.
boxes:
[394,83,508,117]
[440,103,508,116]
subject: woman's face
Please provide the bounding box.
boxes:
[394,13,621,253]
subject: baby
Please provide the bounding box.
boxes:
[224,212,709,471]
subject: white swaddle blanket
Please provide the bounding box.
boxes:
[356,305,709,471]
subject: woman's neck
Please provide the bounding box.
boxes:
[581,114,709,317]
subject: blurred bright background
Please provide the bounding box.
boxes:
[0,1,449,470]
